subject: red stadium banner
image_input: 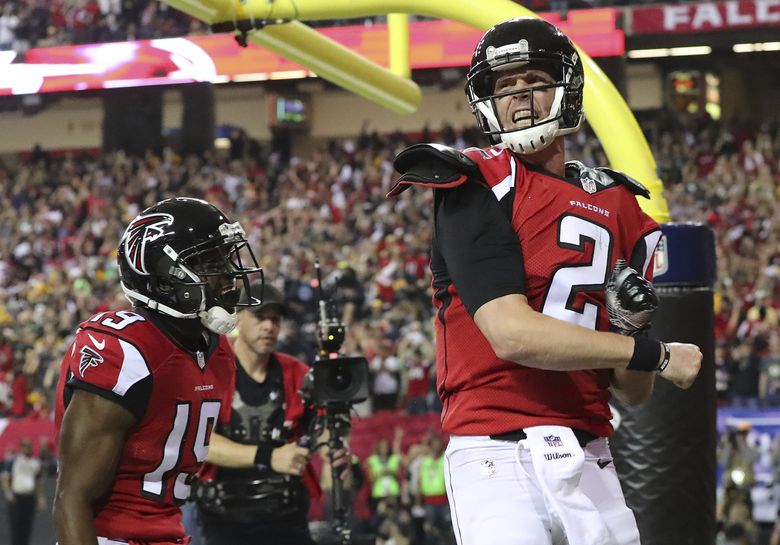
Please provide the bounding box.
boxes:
[0,11,623,96]
[631,0,780,34]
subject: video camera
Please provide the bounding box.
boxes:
[306,294,369,406]
[309,355,369,406]
[299,260,369,545]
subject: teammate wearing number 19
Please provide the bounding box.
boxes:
[387,18,702,545]
[53,198,263,545]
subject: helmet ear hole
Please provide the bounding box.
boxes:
[174,285,203,314]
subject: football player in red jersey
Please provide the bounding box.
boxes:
[53,197,263,545]
[387,18,702,545]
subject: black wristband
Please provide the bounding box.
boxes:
[627,336,663,372]
[253,442,274,468]
[657,342,671,374]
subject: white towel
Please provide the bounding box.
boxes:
[520,426,609,545]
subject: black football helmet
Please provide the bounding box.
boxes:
[117,197,262,334]
[466,17,584,154]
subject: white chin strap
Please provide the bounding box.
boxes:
[198,306,237,335]
[477,86,573,155]
[121,282,237,335]
[499,119,559,155]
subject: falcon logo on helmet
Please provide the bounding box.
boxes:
[122,213,174,275]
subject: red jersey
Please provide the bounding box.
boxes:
[430,147,661,437]
[54,309,235,541]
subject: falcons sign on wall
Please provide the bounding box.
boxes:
[632,0,780,33]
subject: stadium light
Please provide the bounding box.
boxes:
[627,48,670,59]
[670,46,712,56]
[733,42,780,53]
[627,46,712,59]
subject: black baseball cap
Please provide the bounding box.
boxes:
[239,283,289,316]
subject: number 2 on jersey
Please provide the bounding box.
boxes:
[541,215,612,330]
[142,401,221,502]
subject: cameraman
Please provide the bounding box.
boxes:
[194,283,348,545]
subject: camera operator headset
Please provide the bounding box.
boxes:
[194,282,351,545]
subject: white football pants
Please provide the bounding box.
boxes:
[444,435,641,545]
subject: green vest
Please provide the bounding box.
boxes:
[367,453,401,498]
[420,454,446,497]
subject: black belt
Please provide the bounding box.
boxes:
[489,428,598,447]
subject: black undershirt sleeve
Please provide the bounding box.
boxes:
[629,237,648,275]
[434,179,527,316]
[66,375,152,423]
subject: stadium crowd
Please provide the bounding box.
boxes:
[1,113,780,544]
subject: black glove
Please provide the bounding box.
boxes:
[606,259,659,336]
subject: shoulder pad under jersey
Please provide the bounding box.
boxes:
[564,160,651,199]
[386,143,481,197]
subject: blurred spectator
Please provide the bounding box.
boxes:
[717,483,758,545]
[727,340,762,408]
[370,340,401,411]
[749,480,778,545]
[718,424,759,491]
[402,348,433,415]
[374,499,412,545]
[759,333,780,406]
[0,439,45,545]
[366,429,404,515]
[0,4,20,50]
[403,439,429,545]
[418,435,452,545]
[10,364,28,418]
[37,437,56,478]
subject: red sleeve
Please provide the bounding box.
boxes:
[219,353,235,426]
[64,326,152,421]
[275,354,322,498]
[279,354,310,434]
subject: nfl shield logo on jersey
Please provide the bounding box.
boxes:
[581,176,597,194]
[544,435,563,448]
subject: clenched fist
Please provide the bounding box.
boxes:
[658,342,702,389]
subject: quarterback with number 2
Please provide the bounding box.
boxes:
[53,198,263,545]
[387,18,703,545]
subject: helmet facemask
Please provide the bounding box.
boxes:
[166,222,262,334]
